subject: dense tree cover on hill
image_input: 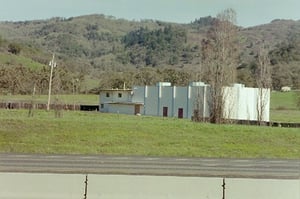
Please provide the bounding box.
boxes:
[269,32,300,90]
[122,25,188,66]
[190,16,217,29]
[0,15,300,95]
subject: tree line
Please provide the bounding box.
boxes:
[0,63,197,95]
[0,65,84,95]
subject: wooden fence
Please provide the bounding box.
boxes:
[0,102,80,111]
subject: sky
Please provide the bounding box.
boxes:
[0,0,299,27]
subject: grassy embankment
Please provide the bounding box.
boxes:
[0,109,299,159]
[0,91,299,158]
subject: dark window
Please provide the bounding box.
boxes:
[106,93,110,97]
[100,104,104,109]
[163,107,168,117]
[118,93,122,98]
[178,108,183,119]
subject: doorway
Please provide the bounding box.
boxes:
[178,108,183,119]
[134,105,140,115]
[163,107,168,117]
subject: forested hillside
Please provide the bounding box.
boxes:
[0,14,299,95]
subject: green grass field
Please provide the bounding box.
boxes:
[270,91,298,110]
[270,91,300,122]
[0,109,299,159]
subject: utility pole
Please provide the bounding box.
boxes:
[83,174,88,199]
[73,78,79,111]
[222,178,226,199]
[47,54,56,111]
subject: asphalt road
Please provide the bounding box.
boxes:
[0,153,299,179]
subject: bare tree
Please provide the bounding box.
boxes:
[255,41,271,124]
[296,91,300,110]
[200,8,239,123]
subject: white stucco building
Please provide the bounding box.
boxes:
[99,82,270,122]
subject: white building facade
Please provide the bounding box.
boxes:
[99,82,270,122]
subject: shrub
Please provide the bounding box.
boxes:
[8,43,21,55]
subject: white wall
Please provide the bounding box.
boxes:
[173,87,188,118]
[108,104,135,115]
[223,85,270,122]
[100,90,133,112]
[144,86,159,116]
[239,87,257,121]
[190,86,210,119]
[160,86,173,117]
[132,86,145,103]
[100,83,270,122]
[255,88,270,122]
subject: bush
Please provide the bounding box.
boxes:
[8,43,21,54]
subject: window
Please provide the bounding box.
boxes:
[106,93,110,97]
[100,104,104,109]
[118,93,122,98]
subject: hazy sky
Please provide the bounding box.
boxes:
[0,0,299,27]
